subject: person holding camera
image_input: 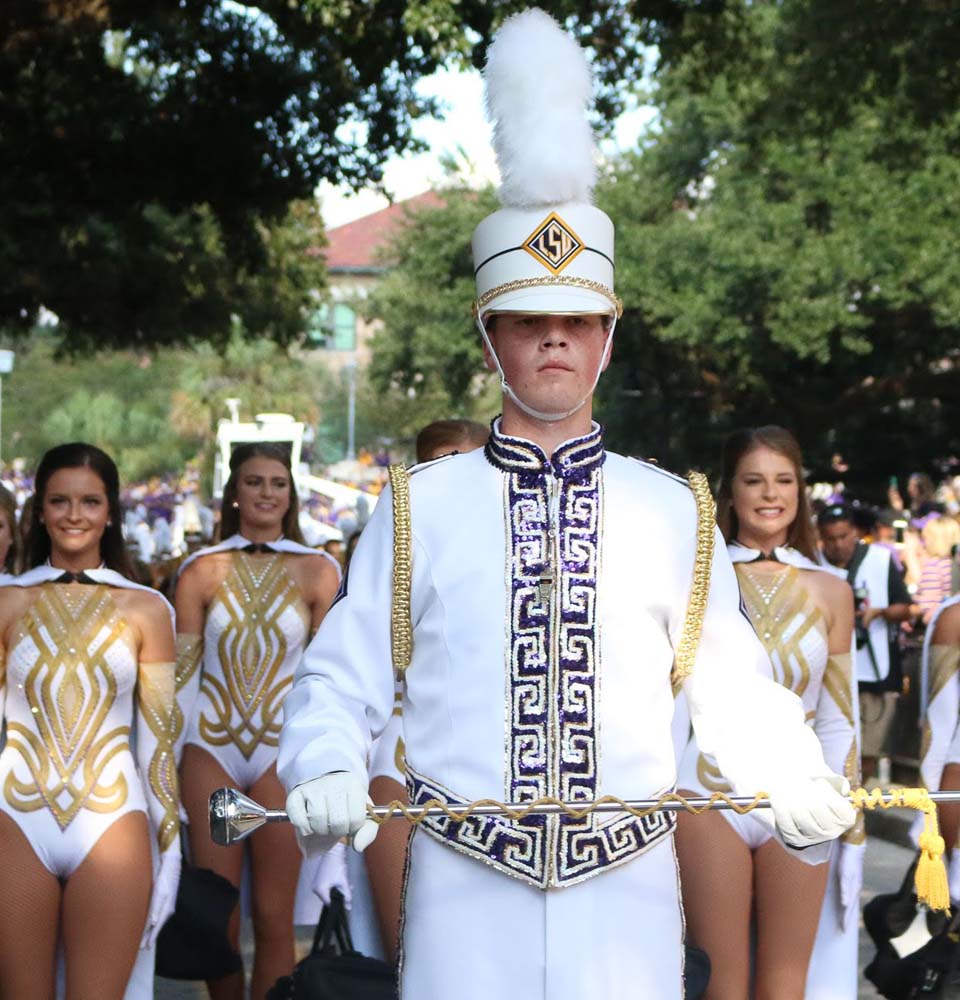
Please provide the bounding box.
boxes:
[818,504,912,779]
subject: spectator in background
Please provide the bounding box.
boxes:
[415,419,490,464]
[0,484,20,575]
[909,516,960,624]
[873,508,906,572]
[910,473,945,518]
[818,504,912,779]
[890,472,945,520]
[848,502,877,542]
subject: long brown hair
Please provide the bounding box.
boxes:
[28,442,135,579]
[0,484,20,573]
[218,442,305,544]
[716,426,818,561]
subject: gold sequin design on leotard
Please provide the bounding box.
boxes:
[4,586,136,827]
[198,554,308,758]
[697,565,827,793]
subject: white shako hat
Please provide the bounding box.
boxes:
[471,8,622,322]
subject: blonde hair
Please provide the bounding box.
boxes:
[922,516,960,559]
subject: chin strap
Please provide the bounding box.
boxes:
[475,314,617,423]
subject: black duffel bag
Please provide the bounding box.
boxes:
[268,888,397,1000]
[155,863,242,981]
[863,850,960,999]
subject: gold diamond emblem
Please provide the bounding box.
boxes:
[522,212,585,274]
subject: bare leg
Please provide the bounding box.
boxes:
[181,744,246,1000]
[367,775,409,964]
[0,813,60,1000]
[939,763,960,856]
[674,806,753,1000]
[753,839,829,1000]
[248,765,301,999]
[62,811,152,999]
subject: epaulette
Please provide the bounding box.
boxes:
[627,456,691,488]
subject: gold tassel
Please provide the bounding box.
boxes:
[852,787,950,912]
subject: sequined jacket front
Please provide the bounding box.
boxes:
[279,422,836,890]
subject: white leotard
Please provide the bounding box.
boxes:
[0,584,147,877]
[184,551,310,788]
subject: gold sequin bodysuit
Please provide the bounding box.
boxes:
[0,584,148,877]
[184,552,310,787]
[679,564,855,838]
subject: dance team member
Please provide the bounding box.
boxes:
[676,427,859,999]
[175,442,340,999]
[278,13,855,998]
[0,443,179,999]
[919,594,960,897]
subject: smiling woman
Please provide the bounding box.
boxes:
[675,426,860,1000]
[174,442,341,999]
[27,442,135,577]
[0,442,179,999]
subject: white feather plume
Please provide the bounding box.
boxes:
[484,8,596,208]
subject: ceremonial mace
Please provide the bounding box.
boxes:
[209,786,960,848]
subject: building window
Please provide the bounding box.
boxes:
[306,303,357,351]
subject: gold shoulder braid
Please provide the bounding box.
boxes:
[671,471,716,695]
[388,464,412,676]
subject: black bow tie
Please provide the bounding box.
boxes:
[242,543,276,554]
[54,571,98,584]
[735,540,781,563]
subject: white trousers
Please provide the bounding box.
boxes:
[400,829,685,999]
[806,849,858,1000]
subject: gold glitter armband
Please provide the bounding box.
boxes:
[175,634,202,692]
[823,652,865,844]
[138,661,179,853]
[672,471,716,695]
[388,464,412,676]
[173,633,202,745]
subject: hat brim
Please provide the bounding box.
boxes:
[478,283,617,319]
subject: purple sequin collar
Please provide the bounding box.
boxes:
[483,418,605,480]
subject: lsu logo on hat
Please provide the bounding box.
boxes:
[522,212,585,274]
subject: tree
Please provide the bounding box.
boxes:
[365,2,960,495]
[3,330,401,482]
[364,190,499,439]
[613,0,960,486]
[1,0,658,350]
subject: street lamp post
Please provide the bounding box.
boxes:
[0,350,15,469]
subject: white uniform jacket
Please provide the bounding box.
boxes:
[279,421,836,890]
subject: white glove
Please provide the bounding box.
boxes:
[312,840,351,909]
[837,840,866,931]
[141,849,181,949]
[286,771,379,852]
[768,775,856,849]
